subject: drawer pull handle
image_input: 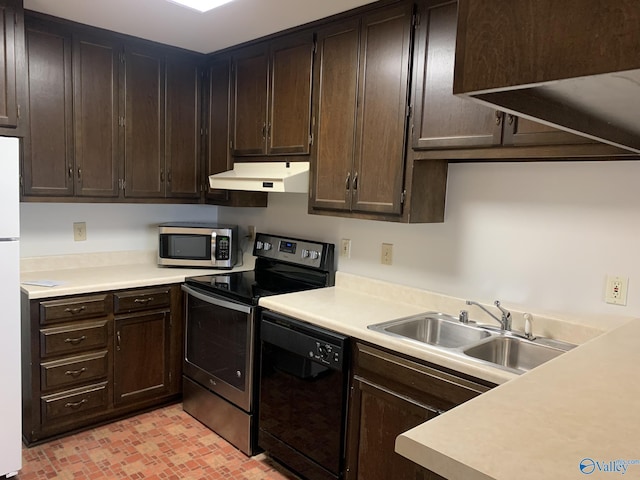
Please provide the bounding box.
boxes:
[134,297,154,304]
[64,306,86,314]
[65,367,87,377]
[64,399,88,409]
[64,335,86,345]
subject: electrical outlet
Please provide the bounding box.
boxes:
[340,239,351,258]
[605,275,628,305]
[248,225,256,240]
[381,243,393,265]
[73,222,87,242]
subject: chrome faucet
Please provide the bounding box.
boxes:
[465,300,512,331]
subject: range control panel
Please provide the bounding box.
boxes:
[254,233,334,270]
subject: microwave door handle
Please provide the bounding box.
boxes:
[181,285,252,314]
[211,232,217,263]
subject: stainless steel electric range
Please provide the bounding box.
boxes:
[181,232,335,456]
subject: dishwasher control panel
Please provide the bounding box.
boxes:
[311,341,343,368]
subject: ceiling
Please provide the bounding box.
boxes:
[23,0,378,54]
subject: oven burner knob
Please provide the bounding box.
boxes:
[301,249,310,258]
[264,242,272,251]
[255,241,264,250]
[309,250,320,260]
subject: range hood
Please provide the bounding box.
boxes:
[209,162,309,193]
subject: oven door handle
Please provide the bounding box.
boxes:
[181,284,252,314]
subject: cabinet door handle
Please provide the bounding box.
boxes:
[64,335,86,345]
[68,167,73,178]
[64,306,86,314]
[167,170,172,183]
[495,111,503,125]
[267,122,271,138]
[77,168,82,179]
[65,367,87,377]
[345,172,351,191]
[160,169,165,182]
[507,114,515,125]
[116,330,121,351]
[352,172,358,191]
[133,297,154,304]
[261,123,267,139]
[64,398,88,409]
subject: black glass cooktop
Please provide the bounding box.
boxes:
[185,258,332,305]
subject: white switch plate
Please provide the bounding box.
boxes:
[605,275,628,305]
[381,243,393,265]
[73,222,87,242]
[340,239,351,258]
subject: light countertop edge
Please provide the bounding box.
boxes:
[394,318,640,480]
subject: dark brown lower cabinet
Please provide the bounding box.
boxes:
[345,343,494,480]
[21,284,183,445]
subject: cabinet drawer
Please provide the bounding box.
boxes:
[40,294,110,325]
[114,287,170,314]
[41,382,108,424]
[40,351,108,392]
[354,343,490,411]
[40,321,109,358]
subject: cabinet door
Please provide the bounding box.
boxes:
[72,33,120,197]
[411,0,501,149]
[346,377,443,480]
[23,20,74,196]
[0,0,18,128]
[165,54,201,199]
[124,45,165,198]
[309,20,359,213]
[502,114,600,147]
[231,44,268,156]
[206,58,232,202]
[268,33,313,155]
[353,3,413,215]
[114,311,171,405]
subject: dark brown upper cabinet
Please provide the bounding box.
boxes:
[203,56,268,207]
[310,3,414,218]
[0,0,23,132]
[410,0,616,160]
[230,32,313,158]
[23,19,73,197]
[454,0,640,154]
[164,54,202,199]
[123,44,165,198]
[72,32,121,197]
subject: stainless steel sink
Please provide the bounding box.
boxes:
[368,312,492,349]
[463,336,564,373]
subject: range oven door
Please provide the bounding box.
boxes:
[182,285,255,411]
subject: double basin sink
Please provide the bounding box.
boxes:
[368,312,575,374]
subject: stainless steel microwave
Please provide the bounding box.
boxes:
[158,223,238,269]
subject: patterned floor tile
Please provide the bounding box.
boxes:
[17,404,298,480]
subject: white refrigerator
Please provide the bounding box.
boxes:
[0,136,22,477]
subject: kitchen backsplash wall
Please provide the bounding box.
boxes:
[19,161,640,319]
[20,203,218,257]
[219,161,640,318]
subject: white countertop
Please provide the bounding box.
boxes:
[20,250,254,299]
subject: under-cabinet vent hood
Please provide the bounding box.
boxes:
[209,162,309,193]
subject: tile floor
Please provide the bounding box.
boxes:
[18,403,297,480]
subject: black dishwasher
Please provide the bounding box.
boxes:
[259,311,349,480]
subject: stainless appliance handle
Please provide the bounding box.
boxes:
[181,284,252,314]
[211,232,217,263]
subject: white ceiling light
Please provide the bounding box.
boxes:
[167,0,234,13]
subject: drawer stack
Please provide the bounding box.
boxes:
[22,284,183,445]
[38,294,112,433]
